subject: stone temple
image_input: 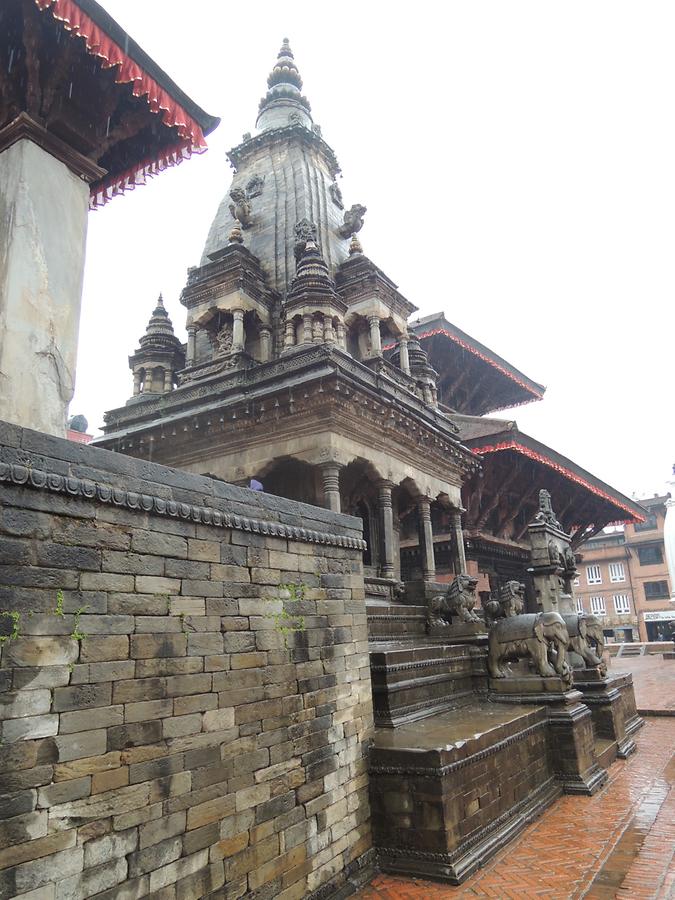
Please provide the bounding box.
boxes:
[94,39,646,885]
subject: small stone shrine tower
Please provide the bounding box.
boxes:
[527,489,578,614]
[129,295,185,397]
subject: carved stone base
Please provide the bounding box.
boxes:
[488,676,580,704]
[377,778,561,885]
[370,703,557,884]
[572,670,644,760]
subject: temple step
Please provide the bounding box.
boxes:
[616,643,646,658]
[366,605,427,640]
[369,641,486,727]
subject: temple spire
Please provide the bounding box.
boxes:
[129,294,185,397]
[256,38,313,132]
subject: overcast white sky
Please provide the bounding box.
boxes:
[72,0,674,501]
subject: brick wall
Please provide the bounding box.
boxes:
[0,422,374,899]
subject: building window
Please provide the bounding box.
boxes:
[609,562,625,582]
[613,594,630,615]
[576,597,584,613]
[586,565,602,585]
[634,514,658,532]
[590,596,606,616]
[644,581,669,600]
[637,545,663,566]
[573,577,580,587]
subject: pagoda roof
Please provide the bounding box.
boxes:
[409,313,545,415]
[1,0,219,207]
[456,414,646,526]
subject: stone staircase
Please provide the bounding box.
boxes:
[616,643,647,658]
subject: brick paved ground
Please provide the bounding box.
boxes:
[355,659,675,899]
[610,655,675,714]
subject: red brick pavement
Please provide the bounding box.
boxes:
[355,717,675,900]
[609,654,675,714]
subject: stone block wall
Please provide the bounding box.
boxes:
[0,422,374,899]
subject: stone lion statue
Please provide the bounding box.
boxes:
[338,203,367,238]
[229,188,253,228]
[427,574,481,630]
[483,580,526,625]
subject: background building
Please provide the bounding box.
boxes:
[576,494,673,642]
[625,495,673,641]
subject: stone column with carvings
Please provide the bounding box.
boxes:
[418,496,436,582]
[232,308,245,352]
[163,369,173,393]
[133,370,142,396]
[451,508,467,574]
[320,463,342,513]
[302,314,313,345]
[284,319,295,350]
[336,322,346,351]
[399,335,410,375]
[259,326,272,362]
[186,326,197,366]
[323,316,336,344]
[378,481,396,579]
[368,315,382,357]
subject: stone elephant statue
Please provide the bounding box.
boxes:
[488,611,570,680]
[562,613,606,674]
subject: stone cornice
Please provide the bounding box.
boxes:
[0,113,106,184]
[0,461,366,551]
[227,124,340,177]
[181,246,275,312]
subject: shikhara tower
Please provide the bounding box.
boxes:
[99,39,642,590]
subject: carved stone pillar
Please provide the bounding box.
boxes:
[186,326,196,366]
[312,317,323,343]
[378,480,396,580]
[284,319,295,349]
[451,508,467,575]
[232,308,245,352]
[336,322,346,350]
[324,316,336,344]
[302,314,313,344]
[399,336,410,375]
[320,463,342,513]
[260,326,272,362]
[133,370,142,396]
[417,496,436,582]
[368,315,382,357]
[163,369,173,393]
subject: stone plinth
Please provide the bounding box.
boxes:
[489,678,607,795]
[572,669,644,759]
[0,125,96,436]
[370,703,558,884]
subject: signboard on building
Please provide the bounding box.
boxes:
[643,610,675,622]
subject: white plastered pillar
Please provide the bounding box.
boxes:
[0,121,101,437]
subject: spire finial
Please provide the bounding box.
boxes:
[257,38,312,130]
[228,220,244,244]
[349,234,363,256]
[157,293,164,307]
